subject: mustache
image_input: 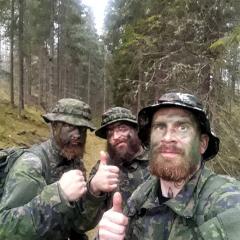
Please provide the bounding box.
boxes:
[151,143,183,154]
[112,137,128,146]
[62,135,85,145]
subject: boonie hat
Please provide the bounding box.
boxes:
[42,98,95,131]
[138,92,219,161]
[95,107,137,139]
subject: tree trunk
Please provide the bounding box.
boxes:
[87,55,91,104]
[10,0,15,106]
[18,0,25,115]
[48,0,55,108]
[137,52,143,114]
[103,50,107,112]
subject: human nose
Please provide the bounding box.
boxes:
[162,128,176,142]
[112,129,122,140]
[71,129,79,138]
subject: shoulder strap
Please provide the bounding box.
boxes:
[4,148,26,172]
[28,145,51,184]
[125,176,154,216]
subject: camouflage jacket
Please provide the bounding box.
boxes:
[88,150,150,227]
[0,139,105,240]
[124,166,240,240]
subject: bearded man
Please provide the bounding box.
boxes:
[98,92,240,240]
[0,98,105,240]
[87,107,149,227]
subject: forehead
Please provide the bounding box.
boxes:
[107,121,133,129]
[152,107,195,122]
[58,122,86,130]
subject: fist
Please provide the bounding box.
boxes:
[59,170,87,201]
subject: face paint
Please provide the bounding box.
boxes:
[106,122,141,166]
[149,107,208,182]
[53,122,87,160]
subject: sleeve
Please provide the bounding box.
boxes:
[0,152,73,239]
[69,161,109,232]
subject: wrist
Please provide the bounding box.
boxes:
[89,177,101,196]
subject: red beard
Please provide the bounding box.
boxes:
[149,144,197,182]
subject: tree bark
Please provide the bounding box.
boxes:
[18,0,25,115]
[87,55,91,104]
[10,0,15,106]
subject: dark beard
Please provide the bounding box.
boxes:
[60,143,85,160]
[149,143,198,182]
[107,133,141,166]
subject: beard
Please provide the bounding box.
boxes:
[149,143,199,182]
[60,143,85,160]
[107,133,141,166]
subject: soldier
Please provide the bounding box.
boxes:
[0,98,105,240]
[87,107,149,226]
[98,92,240,240]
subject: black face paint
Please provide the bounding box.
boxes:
[52,122,87,160]
[54,123,87,146]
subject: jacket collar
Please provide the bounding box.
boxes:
[136,166,213,218]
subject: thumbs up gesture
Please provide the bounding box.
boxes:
[90,151,120,195]
[99,192,128,240]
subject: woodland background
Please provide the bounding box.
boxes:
[0,0,239,180]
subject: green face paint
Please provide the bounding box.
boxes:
[149,107,204,182]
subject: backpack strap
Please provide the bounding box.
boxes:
[4,148,26,172]
[0,148,26,199]
[28,145,51,184]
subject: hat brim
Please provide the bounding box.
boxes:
[42,113,96,131]
[95,118,138,139]
[138,103,219,161]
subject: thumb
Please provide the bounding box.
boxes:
[112,192,123,213]
[100,151,108,165]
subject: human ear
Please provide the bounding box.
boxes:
[199,134,209,154]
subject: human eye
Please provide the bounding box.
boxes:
[152,123,165,131]
[78,127,87,134]
[118,125,129,132]
[63,123,74,130]
[107,128,113,137]
[178,123,189,132]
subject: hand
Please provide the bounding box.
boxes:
[99,192,128,240]
[59,170,87,202]
[90,151,119,195]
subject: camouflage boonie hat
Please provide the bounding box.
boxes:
[95,107,138,139]
[42,98,95,131]
[138,92,220,161]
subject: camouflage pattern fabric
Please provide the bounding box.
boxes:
[0,139,105,240]
[95,107,138,139]
[42,98,95,131]
[88,150,150,227]
[124,166,240,240]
